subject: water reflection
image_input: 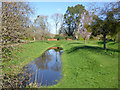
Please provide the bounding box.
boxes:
[21,47,63,87]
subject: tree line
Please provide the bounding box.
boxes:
[1,2,120,50]
[59,2,120,49]
[1,2,56,44]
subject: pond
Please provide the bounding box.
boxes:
[18,47,63,87]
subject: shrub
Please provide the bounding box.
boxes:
[54,35,66,40]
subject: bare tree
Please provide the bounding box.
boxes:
[80,28,91,44]
[51,13,63,35]
[33,15,50,41]
[79,10,93,43]
[2,2,33,44]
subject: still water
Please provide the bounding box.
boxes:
[19,47,63,87]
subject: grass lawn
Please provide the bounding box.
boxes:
[50,40,119,88]
[2,40,119,88]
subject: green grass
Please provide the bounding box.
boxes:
[2,40,119,88]
[2,41,57,74]
[49,40,119,88]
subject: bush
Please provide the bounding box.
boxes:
[45,36,52,39]
[54,35,66,40]
[65,36,76,40]
[78,37,84,41]
[54,35,76,40]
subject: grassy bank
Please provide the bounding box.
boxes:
[50,40,119,88]
[2,40,119,88]
[2,41,56,74]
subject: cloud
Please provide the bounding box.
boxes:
[57,8,61,12]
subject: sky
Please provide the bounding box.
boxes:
[29,2,110,34]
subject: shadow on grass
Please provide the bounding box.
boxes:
[66,45,120,54]
[67,42,84,45]
[97,41,119,45]
[109,42,120,45]
[97,41,111,45]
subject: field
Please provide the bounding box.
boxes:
[2,40,119,88]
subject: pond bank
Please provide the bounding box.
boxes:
[49,40,118,88]
[2,41,57,74]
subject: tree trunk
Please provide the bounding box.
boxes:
[85,39,86,44]
[68,25,71,36]
[84,38,86,44]
[34,37,35,41]
[56,23,57,35]
[103,34,106,50]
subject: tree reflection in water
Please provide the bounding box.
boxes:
[33,51,52,70]
[21,47,63,86]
